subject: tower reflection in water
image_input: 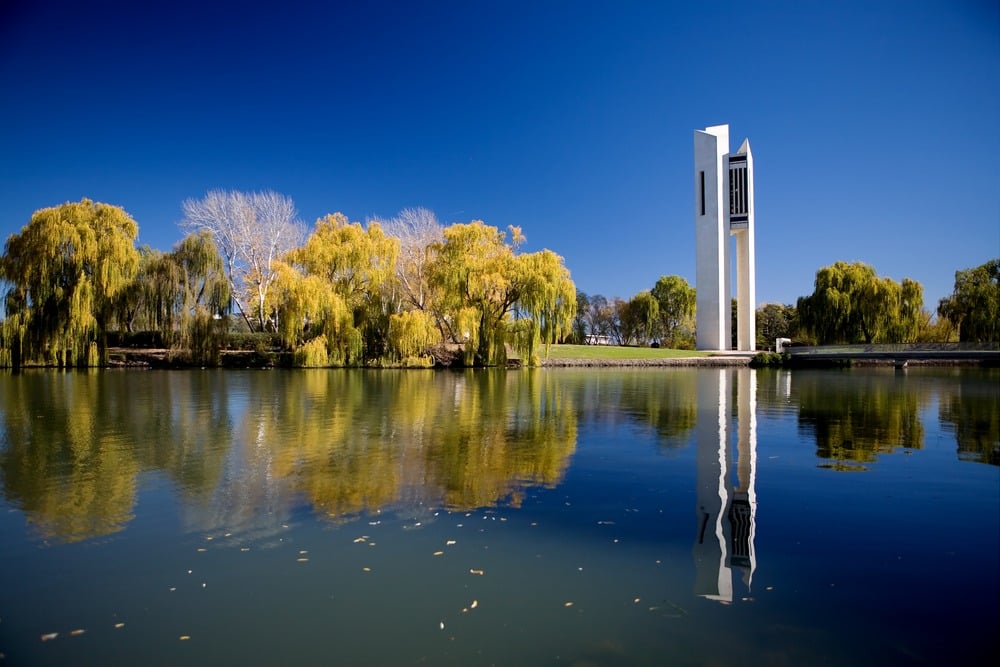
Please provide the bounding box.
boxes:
[693,367,757,603]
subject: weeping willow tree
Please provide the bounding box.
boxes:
[171,231,232,364]
[797,261,924,345]
[276,213,400,366]
[1,199,139,368]
[425,221,576,367]
[426,221,522,366]
[111,232,230,362]
[513,249,576,364]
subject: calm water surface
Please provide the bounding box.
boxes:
[0,367,997,666]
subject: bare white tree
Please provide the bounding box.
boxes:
[181,190,304,331]
[371,207,443,310]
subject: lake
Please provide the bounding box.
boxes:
[0,366,997,665]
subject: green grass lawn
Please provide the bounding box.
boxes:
[543,344,707,360]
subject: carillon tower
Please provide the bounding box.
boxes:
[694,124,756,351]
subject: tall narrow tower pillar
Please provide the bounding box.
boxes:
[694,125,756,351]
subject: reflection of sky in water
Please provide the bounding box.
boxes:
[0,368,996,665]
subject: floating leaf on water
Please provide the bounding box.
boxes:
[469,569,484,576]
[40,633,58,642]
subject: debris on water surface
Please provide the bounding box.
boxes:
[564,602,573,607]
[40,633,58,642]
[179,635,191,641]
[470,600,478,609]
[469,569,484,576]
[114,623,125,629]
[433,551,444,556]
[196,548,207,553]
[363,567,371,572]
[353,537,366,543]
[70,629,85,637]
[446,540,456,546]
[297,558,309,563]
[439,621,445,630]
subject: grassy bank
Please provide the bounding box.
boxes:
[542,344,707,361]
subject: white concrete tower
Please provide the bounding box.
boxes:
[694,125,756,351]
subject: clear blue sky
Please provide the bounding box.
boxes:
[1,0,998,309]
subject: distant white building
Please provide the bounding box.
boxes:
[694,125,756,351]
[584,334,611,346]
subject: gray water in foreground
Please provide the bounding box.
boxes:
[0,367,997,666]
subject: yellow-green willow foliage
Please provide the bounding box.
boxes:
[797,261,924,344]
[427,222,520,366]
[1,199,139,367]
[170,231,231,364]
[515,249,576,364]
[277,213,399,365]
[426,221,576,366]
[387,309,440,366]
